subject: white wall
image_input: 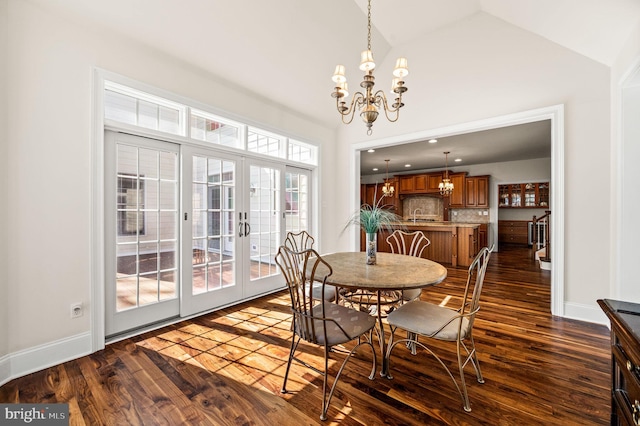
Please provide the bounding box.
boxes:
[620,83,640,303]
[613,24,640,304]
[2,0,334,364]
[334,12,613,320]
[0,0,9,361]
[3,0,640,381]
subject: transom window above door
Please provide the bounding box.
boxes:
[104,80,318,166]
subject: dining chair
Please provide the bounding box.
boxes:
[284,231,336,302]
[275,246,377,421]
[340,230,431,316]
[385,230,431,302]
[385,246,493,412]
[283,230,314,252]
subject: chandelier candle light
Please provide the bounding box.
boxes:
[382,159,394,197]
[439,151,454,196]
[331,0,408,135]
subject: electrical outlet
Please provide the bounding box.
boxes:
[71,303,83,319]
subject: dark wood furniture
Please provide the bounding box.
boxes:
[598,299,640,426]
[498,182,549,208]
[498,220,529,245]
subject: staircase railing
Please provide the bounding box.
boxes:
[532,210,551,262]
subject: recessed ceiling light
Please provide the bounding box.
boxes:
[454,158,462,162]
[368,149,375,153]
[428,139,438,144]
[405,164,411,168]
[372,168,379,171]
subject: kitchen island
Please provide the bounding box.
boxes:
[368,222,481,267]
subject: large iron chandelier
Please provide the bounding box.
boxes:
[331,0,408,136]
[382,159,394,197]
[439,152,454,196]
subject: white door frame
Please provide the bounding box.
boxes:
[348,105,565,316]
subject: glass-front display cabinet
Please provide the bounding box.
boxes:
[498,182,549,208]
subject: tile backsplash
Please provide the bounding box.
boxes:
[450,208,490,224]
[401,196,443,221]
[401,196,490,223]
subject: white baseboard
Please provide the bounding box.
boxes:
[0,332,92,387]
[563,301,609,327]
[0,353,10,387]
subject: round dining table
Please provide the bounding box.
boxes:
[315,251,448,377]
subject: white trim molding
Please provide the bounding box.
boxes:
[349,104,566,317]
[0,333,92,387]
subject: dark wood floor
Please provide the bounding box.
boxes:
[0,245,611,425]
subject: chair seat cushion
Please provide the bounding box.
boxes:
[299,303,376,346]
[387,300,469,341]
[308,283,337,302]
[402,288,422,301]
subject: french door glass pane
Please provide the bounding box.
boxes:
[249,166,281,280]
[115,144,178,312]
[192,156,236,295]
[285,171,308,233]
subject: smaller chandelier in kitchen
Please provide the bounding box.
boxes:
[439,152,454,196]
[331,0,408,136]
[382,159,394,197]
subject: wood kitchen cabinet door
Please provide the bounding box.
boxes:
[498,220,529,245]
[426,173,443,191]
[449,173,466,207]
[465,176,489,208]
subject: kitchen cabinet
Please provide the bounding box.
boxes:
[498,220,529,245]
[399,174,427,194]
[361,180,400,213]
[499,182,549,208]
[458,226,479,265]
[448,173,466,208]
[478,223,488,249]
[371,223,481,267]
[465,176,489,208]
[598,299,640,426]
[427,173,443,191]
[398,172,443,194]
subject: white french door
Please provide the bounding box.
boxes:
[106,132,311,336]
[180,146,243,316]
[243,160,287,298]
[105,132,180,336]
[180,151,289,314]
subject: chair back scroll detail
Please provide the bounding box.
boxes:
[386,230,431,258]
[275,246,331,344]
[284,230,315,252]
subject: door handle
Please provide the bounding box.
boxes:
[238,221,244,238]
[244,222,251,237]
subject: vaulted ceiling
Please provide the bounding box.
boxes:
[28,0,640,128]
[26,0,640,173]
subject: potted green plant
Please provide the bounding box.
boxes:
[343,189,403,265]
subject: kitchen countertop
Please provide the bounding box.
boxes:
[394,221,481,228]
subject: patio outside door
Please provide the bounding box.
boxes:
[106,133,310,337]
[105,132,180,337]
[180,146,243,316]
